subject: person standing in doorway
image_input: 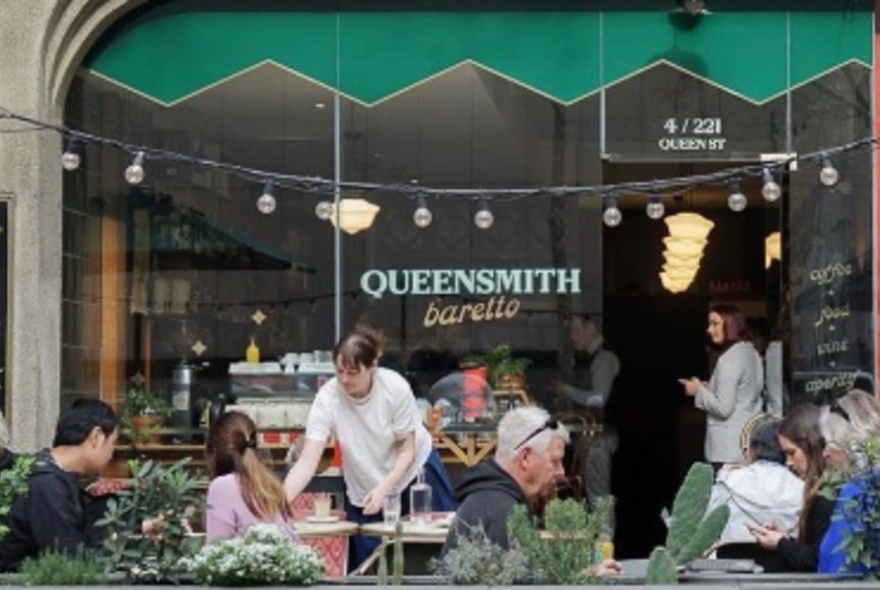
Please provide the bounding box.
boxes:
[551,314,620,502]
[680,304,764,472]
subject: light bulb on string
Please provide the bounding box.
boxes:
[819,156,839,187]
[61,139,81,171]
[413,194,432,228]
[315,200,333,221]
[645,195,665,220]
[124,151,145,185]
[474,197,494,230]
[603,195,622,227]
[727,182,747,212]
[256,179,276,214]
[761,168,781,202]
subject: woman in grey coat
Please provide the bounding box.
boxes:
[680,304,764,471]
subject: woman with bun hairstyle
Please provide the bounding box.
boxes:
[285,327,455,570]
[205,411,296,542]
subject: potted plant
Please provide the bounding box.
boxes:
[467,345,532,389]
[120,386,172,445]
[99,458,205,583]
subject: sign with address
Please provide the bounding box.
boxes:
[602,65,784,161]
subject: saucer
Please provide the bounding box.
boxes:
[305,515,340,524]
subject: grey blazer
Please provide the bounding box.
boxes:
[695,341,764,464]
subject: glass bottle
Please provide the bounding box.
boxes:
[409,467,432,526]
[246,337,260,363]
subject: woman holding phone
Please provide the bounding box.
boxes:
[680,304,764,471]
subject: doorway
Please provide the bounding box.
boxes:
[600,162,784,557]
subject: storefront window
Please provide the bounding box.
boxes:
[62,5,603,417]
[789,63,874,405]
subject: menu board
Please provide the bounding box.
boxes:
[789,178,874,405]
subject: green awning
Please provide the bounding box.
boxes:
[85,4,872,106]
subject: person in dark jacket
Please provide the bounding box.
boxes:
[0,399,119,572]
[442,406,569,553]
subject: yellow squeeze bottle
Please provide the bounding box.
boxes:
[246,337,260,363]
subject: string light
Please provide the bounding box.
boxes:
[315,201,333,220]
[61,140,81,171]
[603,195,622,227]
[124,151,145,185]
[761,168,781,202]
[474,197,494,230]
[256,179,276,214]
[0,106,872,229]
[413,194,432,228]
[646,195,665,220]
[819,155,839,187]
[727,182,747,212]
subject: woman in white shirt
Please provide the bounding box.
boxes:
[680,304,764,471]
[284,328,455,570]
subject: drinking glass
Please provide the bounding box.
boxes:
[382,493,401,524]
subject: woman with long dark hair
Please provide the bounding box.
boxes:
[750,403,832,571]
[680,304,764,470]
[205,411,296,541]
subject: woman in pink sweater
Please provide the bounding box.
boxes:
[205,411,297,542]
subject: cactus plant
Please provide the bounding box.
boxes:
[646,546,678,585]
[645,462,730,585]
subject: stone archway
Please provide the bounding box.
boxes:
[0,0,144,449]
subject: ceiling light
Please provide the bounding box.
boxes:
[664,212,714,240]
[328,198,381,234]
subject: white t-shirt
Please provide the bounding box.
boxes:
[304,367,433,507]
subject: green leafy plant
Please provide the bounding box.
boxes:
[97,458,204,582]
[429,521,530,585]
[18,545,106,585]
[0,455,34,539]
[119,386,172,444]
[465,344,532,388]
[646,462,730,584]
[820,438,880,574]
[507,497,610,585]
[181,523,324,586]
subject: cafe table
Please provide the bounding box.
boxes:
[294,516,358,577]
[352,514,454,576]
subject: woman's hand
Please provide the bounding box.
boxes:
[362,484,390,516]
[592,558,622,576]
[678,377,701,397]
[749,522,784,549]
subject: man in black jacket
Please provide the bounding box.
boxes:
[441,406,568,553]
[0,399,119,571]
